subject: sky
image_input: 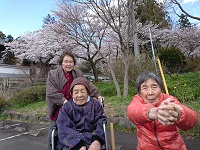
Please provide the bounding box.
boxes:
[0,0,57,39]
[0,0,199,39]
[168,0,200,24]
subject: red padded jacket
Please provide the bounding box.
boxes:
[127,93,198,150]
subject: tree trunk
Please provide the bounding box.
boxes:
[107,60,122,97]
[90,61,98,82]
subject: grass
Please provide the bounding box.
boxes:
[10,101,47,115]
[0,72,200,138]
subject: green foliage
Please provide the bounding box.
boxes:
[158,46,186,73]
[178,14,192,29]
[9,85,46,105]
[11,101,47,115]
[0,31,6,39]
[95,82,136,97]
[3,51,15,65]
[2,72,199,138]
[95,82,118,96]
[0,97,7,110]
[136,0,171,28]
[181,57,200,73]
[166,72,200,103]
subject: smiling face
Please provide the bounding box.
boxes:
[62,55,75,72]
[139,78,162,105]
[72,84,88,106]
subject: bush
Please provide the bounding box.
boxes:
[9,85,46,105]
[0,97,7,111]
[158,46,186,74]
[181,57,200,73]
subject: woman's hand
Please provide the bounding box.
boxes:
[79,146,87,150]
[88,140,101,150]
[157,98,183,125]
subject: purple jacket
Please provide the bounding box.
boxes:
[56,97,106,150]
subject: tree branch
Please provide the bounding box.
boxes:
[172,0,200,21]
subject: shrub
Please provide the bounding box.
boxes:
[0,97,7,111]
[181,57,200,73]
[9,85,46,105]
[158,46,186,74]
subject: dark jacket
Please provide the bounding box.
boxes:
[56,97,106,150]
[46,67,100,118]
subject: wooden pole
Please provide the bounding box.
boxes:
[157,58,169,94]
[110,122,116,150]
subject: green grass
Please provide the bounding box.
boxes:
[0,72,199,138]
[10,101,47,115]
[166,72,200,103]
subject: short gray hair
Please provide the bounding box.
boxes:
[136,72,163,93]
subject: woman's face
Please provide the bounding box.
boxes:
[139,78,162,105]
[72,85,88,105]
[62,55,75,72]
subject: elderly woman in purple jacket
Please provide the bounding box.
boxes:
[56,77,106,150]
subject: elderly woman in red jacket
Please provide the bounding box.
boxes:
[127,72,198,150]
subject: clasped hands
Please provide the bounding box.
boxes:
[148,98,183,125]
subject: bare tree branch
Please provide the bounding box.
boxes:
[172,0,200,21]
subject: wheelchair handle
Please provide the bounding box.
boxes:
[99,97,104,107]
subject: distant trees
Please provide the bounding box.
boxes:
[0,31,6,39]
[42,14,56,28]
[0,31,15,64]
[0,32,6,59]
[136,0,171,28]
[178,14,192,29]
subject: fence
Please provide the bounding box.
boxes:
[0,76,46,91]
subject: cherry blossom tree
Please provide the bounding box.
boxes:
[154,26,200,58]
[4,0,199,98]
[53,2,108,82]
[4,23,74,76]
[65,0,142,97]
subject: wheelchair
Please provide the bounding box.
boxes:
[50,98,108,150]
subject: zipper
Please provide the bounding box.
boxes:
[154,120,164,150]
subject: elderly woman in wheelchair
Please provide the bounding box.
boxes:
[56,77,107,150]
